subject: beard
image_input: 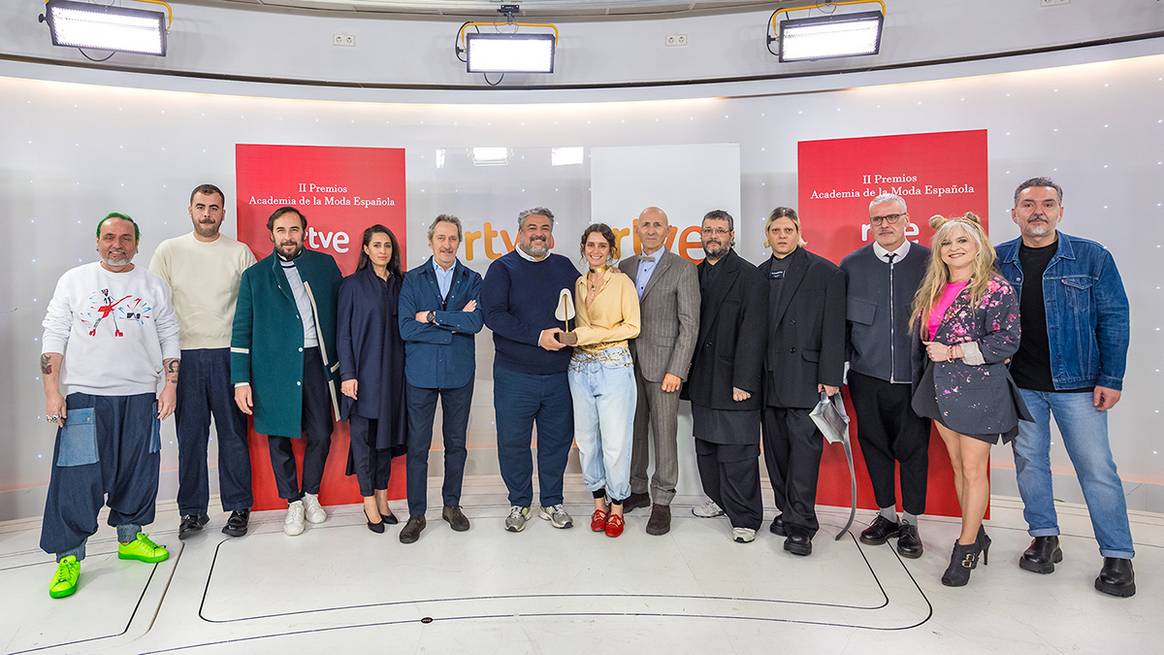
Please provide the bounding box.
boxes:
[276,240,303,258]
[194,221,220,238]
[101,251,133,267]
[703,240,727,259]
[521,237,549,258]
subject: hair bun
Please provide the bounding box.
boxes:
[930,212,982,230]
[961,211,981,225]
[929,214,947,230]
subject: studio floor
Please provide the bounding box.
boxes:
[0,476,1160,655]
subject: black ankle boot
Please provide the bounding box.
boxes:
[941,540,981,587]
[976,526,991,568]
[1019,536,1062,574]
[1095,557,1136,597]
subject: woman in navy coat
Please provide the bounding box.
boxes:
[337,225,407,533]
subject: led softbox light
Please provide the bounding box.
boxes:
[44,0,167,57]
[466,33,555,74]
[779,10,882,63]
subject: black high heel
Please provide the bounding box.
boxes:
[381,513,399,525]
[364,506,385,534]
[941,540,981,587]
[978,525,991,567]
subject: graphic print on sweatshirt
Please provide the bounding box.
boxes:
[80,288,154,337]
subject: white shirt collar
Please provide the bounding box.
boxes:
[872,240,911,263]
[515,245,548,262]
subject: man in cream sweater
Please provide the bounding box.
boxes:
[40,212,181,599]
[151,184,257,540]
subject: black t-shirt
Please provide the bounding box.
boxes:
[1009,239,1093,392]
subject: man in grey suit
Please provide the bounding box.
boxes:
[619,206,700,535]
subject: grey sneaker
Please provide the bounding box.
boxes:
[692,499,726,518]
[538,504,574,529]
[505,506,532,533]
[732,527,757,543]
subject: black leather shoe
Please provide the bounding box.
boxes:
[1095,557,1136,597]
[859,515,900,546]
[623,492,651,513]
[1019,536,1062,574]
[646,504,671,536]
[380,512,400,525]
[443,506,471,532]
[769,514,785,536]
[399,515,427,544]
[364,506,385,534]
[896,523,924,559]
[221,509,250,538]
[178,514,210,540]
[941,540,981,587]
[784,529,813,557]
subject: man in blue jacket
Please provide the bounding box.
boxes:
[232,206,342,538]
[996,177,1135,597]
[481,207,580,533]
[397,215,484,544]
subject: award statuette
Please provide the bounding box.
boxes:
[554,288,576,333]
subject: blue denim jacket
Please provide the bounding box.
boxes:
[995,231,1129,390]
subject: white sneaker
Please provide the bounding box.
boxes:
[538,504,574,529]
[284,501,306,536]
[692,499,726,518]
[302,493,327,524]
[732,527,757,543]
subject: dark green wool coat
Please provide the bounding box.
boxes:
[231,249,342,437]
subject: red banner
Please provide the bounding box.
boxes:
[798,129,989,518]
[235,144,408,510]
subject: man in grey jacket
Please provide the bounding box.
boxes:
[619,206,700,535]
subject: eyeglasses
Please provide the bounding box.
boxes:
[870,213,906,226]
[701,226,732,236]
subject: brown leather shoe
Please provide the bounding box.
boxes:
[623,492,651,513]
[646,504,671,536]
[442,506,471,532]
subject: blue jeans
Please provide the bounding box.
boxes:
[568,349,637,503]
[493,364,573,508]
[1012,389,1134,559]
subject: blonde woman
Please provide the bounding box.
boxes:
[909,213,1031,587]
[557,224,641,538]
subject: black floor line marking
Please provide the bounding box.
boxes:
[190,529,923,633]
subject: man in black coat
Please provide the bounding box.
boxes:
[759,207,846,557]
[682,210,767,544]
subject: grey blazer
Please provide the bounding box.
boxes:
[619,250,700,382]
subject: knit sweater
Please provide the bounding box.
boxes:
[481,250,579,375]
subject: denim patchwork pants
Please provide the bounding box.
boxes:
[568,348,637,503]
[40,392,161,561]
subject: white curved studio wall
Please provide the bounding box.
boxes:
[1,2,1163,520]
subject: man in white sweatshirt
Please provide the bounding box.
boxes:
[151,184,256,540]
[39,212,181,600]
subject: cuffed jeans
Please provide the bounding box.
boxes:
[1012,389,1134,559]
[568,349,636,503]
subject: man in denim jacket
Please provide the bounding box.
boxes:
[995,177,1135,597]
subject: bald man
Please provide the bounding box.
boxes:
[618,207,700,535]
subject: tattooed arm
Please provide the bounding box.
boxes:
[158,357,179,420]
[41,352,66,426]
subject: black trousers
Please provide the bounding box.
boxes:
[694,439,763,530]
[762,406,823,537]
[847,371,930,516]
[267,347,334,502]
[406,381,473,516]
[349,416,393,497]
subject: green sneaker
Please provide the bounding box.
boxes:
[49,556,80,599]
[117,532,170,564]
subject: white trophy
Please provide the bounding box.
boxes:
[554,287,576,333]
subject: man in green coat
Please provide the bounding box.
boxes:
[232,206,342,536]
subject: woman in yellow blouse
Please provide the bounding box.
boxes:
[558,224,642,537]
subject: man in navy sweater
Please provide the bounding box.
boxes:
[481,207,581,532]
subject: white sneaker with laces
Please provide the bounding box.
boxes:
[284,500,306,536]
[692,498,726,518]
[538,504,574,529]
[302,493,327,524]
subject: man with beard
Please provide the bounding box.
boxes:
[996,177,1136,597]
[231,206,342,537]
[619,207,700,535]
[841,193,930,558]
[40,212,180,598]
[683,210,766,543]
[151,184,256,539]
[481,207,580,533]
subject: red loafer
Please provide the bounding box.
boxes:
[590,508,609,532]
[605,513,625,538]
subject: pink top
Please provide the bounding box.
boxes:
[927,280,970,340]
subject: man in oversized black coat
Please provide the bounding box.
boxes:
[758,208,846,557]
[682,210,767,544]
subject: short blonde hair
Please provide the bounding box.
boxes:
[763,207,807,249]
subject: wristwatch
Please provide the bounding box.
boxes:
[426,311,436,324]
